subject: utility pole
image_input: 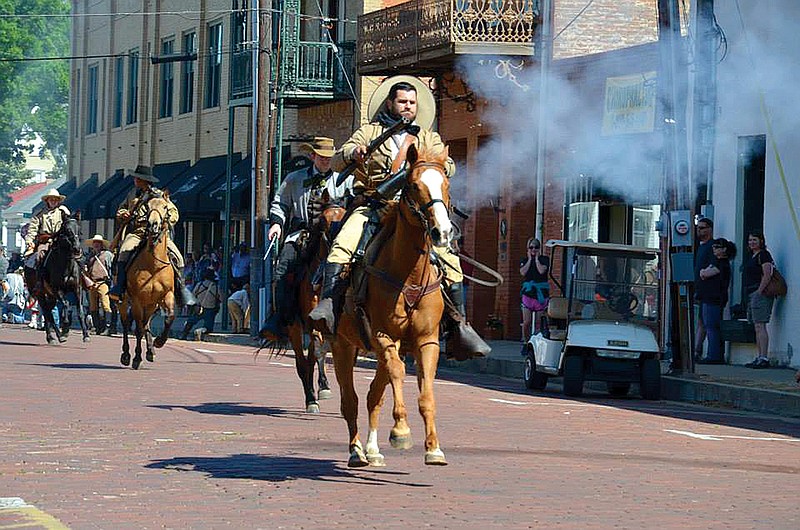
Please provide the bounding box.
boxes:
[691,0,717,205]
[533,0,553,242]
[658,0,693,372]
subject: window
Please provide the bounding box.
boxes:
[113,56,124,127]
[126,50,139,124]
[159,39,175,118]
[86,65,98,134]
[74,68,81,137]
[180,31,196,114]
[204,22,223,108]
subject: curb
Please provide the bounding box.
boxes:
[196,333,800,418]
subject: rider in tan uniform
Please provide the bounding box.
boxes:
[108,165,196,306]
[83,234,114,335]
[24,188,71,269]
[309,76,490,359]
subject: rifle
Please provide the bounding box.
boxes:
[335,118,417,186]
[109,190,153,251]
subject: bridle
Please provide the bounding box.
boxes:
[146,201,173,266]
[401,160,449,239]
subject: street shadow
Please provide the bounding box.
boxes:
[148,402,338,420]
[0,340,45,348]
[17,362,122,370]
[413,363,800,439]
[145,454,431,487]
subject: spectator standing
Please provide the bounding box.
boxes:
[227,283,250,333]
[184,252,196,290]
[180,268,221,340]
[696,238,736,363]
[743,231,776,369]
[693,217,715,359]
[230,243,250,290]
[0,246,9,283]
[8,251,23,273]
[519,237,550,354]
[194,243,215,283]
[2,268,27,324]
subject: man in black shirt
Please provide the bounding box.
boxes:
[693,218,717,360]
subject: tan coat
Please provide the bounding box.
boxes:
[25,205,71,247]
[331,122,456,191]
[116,186,179,238]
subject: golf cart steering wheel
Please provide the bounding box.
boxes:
[608,288,639,316]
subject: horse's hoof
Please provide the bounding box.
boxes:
[366,452,386,467]
[47,337,57,346]
[424,448,448,466]
[146,351,154,362]
[82,336,91,343]
[348,448,369,468]
[306,402,320,414]
[58,335,67,343]
[132,357,141,370]
[120,352,131,366]
[153,337,166,349]
[318,388,333,400]
[389,432,413,450]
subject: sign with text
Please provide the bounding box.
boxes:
[601,72,657,136]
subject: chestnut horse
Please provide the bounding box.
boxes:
[284,202,346,413]
[330,143,453,467]
[119,195,177,369]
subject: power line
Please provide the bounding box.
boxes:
[0,8,359,24]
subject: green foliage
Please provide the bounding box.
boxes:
[0,159,34,207]
[0,0,69,195]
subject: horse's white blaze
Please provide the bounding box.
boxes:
[366,429,380,455]
[419,168,452,246]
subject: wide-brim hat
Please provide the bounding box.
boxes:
[367,75,436,130]
[127,164,159,183]
[41,188,66,201]
[300,136,336,157]
[84,234,109,247]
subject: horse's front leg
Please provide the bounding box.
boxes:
[42,300,59,345]
[331,339,367,468]
[154,293,175,349]
[365,359,390,467]
[58,294,71,340]
[120,301,131,366]
[375,334,412,451]
[290,324,318,413]
[144,309,156,363]
[417,338,446,466]
[132,318,144,370]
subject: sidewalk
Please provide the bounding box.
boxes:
[167,316,800,418]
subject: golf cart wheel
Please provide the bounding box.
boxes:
[524,350,548,391]
[606,382,631,397]
[640,358,661,400]
[562,356,584,397]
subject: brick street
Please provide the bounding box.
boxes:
[1,326,798,529]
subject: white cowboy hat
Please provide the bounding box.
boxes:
[367,75,436,130]
[84,234,109,247]
[41,188,66,201]
[300,136,337,157]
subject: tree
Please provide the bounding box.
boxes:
[0,0,70,193]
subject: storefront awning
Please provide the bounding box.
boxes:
[63,176,99,218]
[170,154,239,218]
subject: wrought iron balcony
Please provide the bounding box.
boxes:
[229,41,356,103]
[358,0,539,75]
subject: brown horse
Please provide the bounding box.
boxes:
[119,195,177,369]
[329,143,453,467]
[261,201,346,413]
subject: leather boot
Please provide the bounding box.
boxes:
[173,266,197,306]
[97,316,107,335]
[308,262,348,335]
[260,282,289,341]
[90,311,101,334]
[443,282,491,361]
[108,261,127,301]
[180,321,192,341]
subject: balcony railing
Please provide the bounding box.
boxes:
[283,41,357,99]
[358,0,538,73]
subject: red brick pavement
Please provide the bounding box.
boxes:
[1,326,799,529]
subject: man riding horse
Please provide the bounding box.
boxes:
[24,188,71,274]
[308,75,491,359]
[261,136,354,340]
[108,165,196,307]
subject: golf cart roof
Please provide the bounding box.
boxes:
[545,239,660,257]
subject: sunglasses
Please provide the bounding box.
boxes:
[697,225,710,230]
[528,246,540,250]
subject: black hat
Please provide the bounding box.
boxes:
[128,165,159,183]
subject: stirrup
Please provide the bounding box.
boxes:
[445,320,491,361]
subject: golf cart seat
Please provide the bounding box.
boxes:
[545,297,568,341]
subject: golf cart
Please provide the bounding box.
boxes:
[523,240,662,399]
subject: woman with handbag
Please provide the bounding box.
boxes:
[743,231,776,368]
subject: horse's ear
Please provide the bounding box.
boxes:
[163,189,170,199]
[407,143,419,166]
[320,189,331,203]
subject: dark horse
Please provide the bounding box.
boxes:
[25,216,91,345]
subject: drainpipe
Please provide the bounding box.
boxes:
[534,0,553,241]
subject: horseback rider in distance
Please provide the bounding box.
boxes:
[261,136,354,340]
[24,188,71,272]
[308,75,491,359]
[108,165,196,307]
